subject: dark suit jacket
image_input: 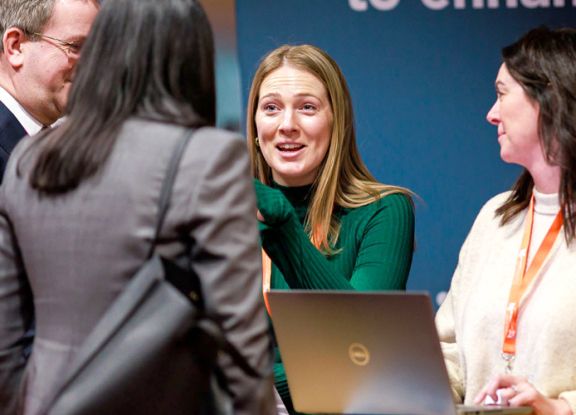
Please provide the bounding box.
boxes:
[0,101,26,182]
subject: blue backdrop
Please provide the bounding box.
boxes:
[235,1,576,306]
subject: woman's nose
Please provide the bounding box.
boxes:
[279,110,297,135]
[486,101,500,126]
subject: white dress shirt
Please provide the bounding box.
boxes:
[0,86,43,135]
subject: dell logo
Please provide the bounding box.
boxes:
[348,343,370,366]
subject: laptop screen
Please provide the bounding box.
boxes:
[268,290,457,415]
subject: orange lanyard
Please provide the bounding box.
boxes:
[262,249,272,315]
[502,195,563,372]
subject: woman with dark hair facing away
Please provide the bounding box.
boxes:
[246,44,415,412]
[436,27,576,415]
[0,0,274,414]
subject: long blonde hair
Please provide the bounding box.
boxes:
[247,44,412,253]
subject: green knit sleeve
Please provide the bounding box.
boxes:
[253,179,296,227]
[255,180,414,291]
[349,193,414,290]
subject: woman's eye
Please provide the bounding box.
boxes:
[301,104,317,112]
[262,103,279,112]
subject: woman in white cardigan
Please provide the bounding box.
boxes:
[436,26,576,415]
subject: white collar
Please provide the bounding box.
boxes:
[533,188,560,216]
[0,86,43,135]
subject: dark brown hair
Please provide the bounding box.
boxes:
[495,26,576,243]
[28,0,215,193]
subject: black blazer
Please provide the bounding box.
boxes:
[0,101,26,182]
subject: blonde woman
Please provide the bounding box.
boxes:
[246,44,415,413]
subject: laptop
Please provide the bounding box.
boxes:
[267,290,532,415]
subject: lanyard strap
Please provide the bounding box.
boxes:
[502,195,563,368]
[262,249,272,315]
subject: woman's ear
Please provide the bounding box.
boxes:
[2,28,27,69]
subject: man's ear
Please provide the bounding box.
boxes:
[2,28,27,69]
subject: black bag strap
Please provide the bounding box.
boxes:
[197,319,262,378]
[146,128,195,259]
[145,128,263,380]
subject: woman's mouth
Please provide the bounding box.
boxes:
[277,143,305,152]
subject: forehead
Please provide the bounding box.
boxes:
[259,64,328,98]
[43,0,98,36]
[495,63,517,86]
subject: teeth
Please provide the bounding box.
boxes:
[278,143,303,150]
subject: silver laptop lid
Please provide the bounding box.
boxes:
[268,290,456,415]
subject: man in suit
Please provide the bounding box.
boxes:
[0,2,99,412]
[0,0,100,180]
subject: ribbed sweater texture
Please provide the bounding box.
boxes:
[254,180,415,412]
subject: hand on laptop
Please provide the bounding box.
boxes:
[474,374,573,415]
[481,388,512,406]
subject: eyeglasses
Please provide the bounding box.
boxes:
[28,32,83,58]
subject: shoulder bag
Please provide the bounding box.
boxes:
[44,129,258,415]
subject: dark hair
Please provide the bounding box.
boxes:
[495,26,576,243]
[29,0,215,193]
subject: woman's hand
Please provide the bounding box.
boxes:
[474,374,572,415]
[252,179,296,226]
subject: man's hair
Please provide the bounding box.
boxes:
[0,0,55,52]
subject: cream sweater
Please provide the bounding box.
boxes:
[436,191,576,413]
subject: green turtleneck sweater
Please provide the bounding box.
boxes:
[254,180,415,413]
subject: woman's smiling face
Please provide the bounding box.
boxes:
[255,64,333,187]
[486,63,542,170]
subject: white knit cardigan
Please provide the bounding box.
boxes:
[436,191,576,413]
